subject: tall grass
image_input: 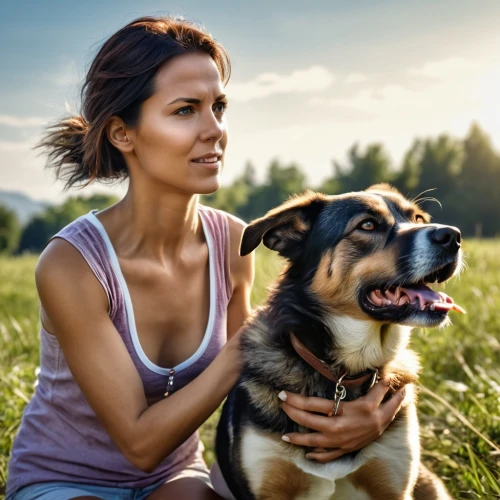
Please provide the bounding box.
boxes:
[1,241,499,498]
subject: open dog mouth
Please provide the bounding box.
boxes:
[360,261,465,321]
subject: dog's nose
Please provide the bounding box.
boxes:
[431,227,461,252]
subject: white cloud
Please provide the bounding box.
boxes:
[227,65,335,102]
[408,57,480,79]
[0,114,48,128]
[47,57,81,87]
[319,84,424,114]
[312,56,490,120]
[344,73,368,84]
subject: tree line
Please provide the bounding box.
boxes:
[0,195,119,255]
[0,122,498,255]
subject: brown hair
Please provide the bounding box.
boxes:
[38,16,231,190]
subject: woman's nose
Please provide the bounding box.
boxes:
[199,109,226,142]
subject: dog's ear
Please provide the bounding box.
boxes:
[240,191,328,258]
[366,183,401,195]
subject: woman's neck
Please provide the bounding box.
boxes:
[96,184,202,265]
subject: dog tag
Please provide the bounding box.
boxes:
[333,383,347,416]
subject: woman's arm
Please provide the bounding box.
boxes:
[225,213,255,339]
[35,236,252,474]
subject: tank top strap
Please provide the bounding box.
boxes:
[198,204,233,305]
[49,213,123,319]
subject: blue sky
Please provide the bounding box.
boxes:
[1,0,499,201]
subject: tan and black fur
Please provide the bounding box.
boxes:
[215,184,461,499]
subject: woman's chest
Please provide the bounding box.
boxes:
[119,254,211,369]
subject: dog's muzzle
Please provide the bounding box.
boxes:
[359,224,465,326]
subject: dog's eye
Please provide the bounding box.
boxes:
[359,220,376,231]
[415,215,425,223]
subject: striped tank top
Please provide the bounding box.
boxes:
[6,204,232,497]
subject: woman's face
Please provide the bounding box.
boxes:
[126,52,228,195]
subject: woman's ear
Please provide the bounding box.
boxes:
[106,116,134,153]
[240,191,328,259]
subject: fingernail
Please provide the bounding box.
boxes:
[282,435,291,442]
[278,390,287,401]
[305,454,312,459]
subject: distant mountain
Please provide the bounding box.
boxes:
[0,190,50,225]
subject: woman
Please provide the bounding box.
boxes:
[6,16,405,500]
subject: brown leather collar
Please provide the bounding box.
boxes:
[290,332,378,388]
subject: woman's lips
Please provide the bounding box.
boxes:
[191,156,222,169]
[192,156,219,163]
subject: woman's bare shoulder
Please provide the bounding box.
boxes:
[223,212,254,290]
[36,238,99,288]
[37,237,89,275]
[225,211,247,245]
[35,238,109,321]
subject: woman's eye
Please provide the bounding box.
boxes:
[213,102,228,114]
[175,106,193,116]
[360,220,376,231]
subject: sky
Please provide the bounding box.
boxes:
[1,0,499,202]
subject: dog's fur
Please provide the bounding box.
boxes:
[215,184,461,499]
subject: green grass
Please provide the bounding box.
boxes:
[1,242,499,499]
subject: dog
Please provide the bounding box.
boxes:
[214,183,463,499]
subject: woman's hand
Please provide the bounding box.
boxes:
[279,378,406,463]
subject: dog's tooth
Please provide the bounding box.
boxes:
[369,290,383,306]
[384,288,400,304]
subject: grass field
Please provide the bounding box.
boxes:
[1,241,499,499]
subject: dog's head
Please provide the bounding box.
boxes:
[241,184,463,329]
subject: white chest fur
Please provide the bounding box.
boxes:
[240,394,420,499]
[325,316,412,373]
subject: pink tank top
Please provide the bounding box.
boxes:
[6,204,233,497]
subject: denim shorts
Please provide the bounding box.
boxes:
[8,479,164,500]
[8,456,213,500]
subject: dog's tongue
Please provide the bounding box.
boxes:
[400,284,464,313]
[369,283,466,313]
[401,284,441,310]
